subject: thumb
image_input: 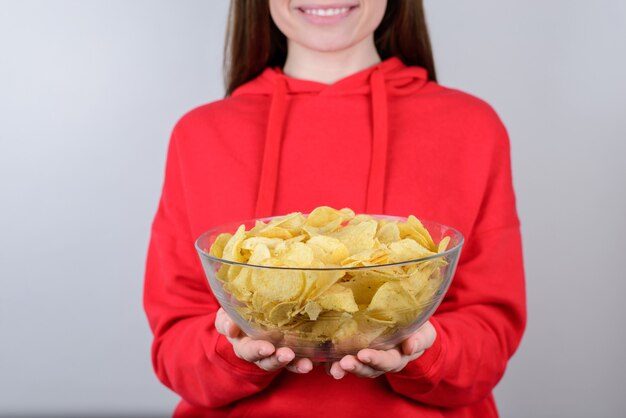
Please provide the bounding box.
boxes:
[402,321,436,356]
[223,317,241,339]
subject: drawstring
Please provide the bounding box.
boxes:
[254,67,390,217]
[254,77,287,218]
[365,69,388,214]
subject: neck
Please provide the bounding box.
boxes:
[282,35,382,84]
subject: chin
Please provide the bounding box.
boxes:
[297,35,356,53]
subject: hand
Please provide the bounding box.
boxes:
[327,321,437,379]
[214,308,314,374]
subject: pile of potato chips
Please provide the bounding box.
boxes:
[208,206,451,350]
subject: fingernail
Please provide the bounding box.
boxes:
[411,342,420,355]
[340,360,354,371]
[278,354,293,363]
[259,349,268,356]
[361,356,371,364]
[298,364,311,373]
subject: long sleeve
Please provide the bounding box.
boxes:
[143,129,280,409]
[385,111,527,407]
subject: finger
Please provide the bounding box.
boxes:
[357,348,403,373]
[329,361,347,380]
[215,309,240,339]
[223,318,241,339]
[256,347,296,372]
[214,308,228,336]
[234,336,277,363]
[402,321,437,356]
[285,357,314,374]
[323,361,333,376]
[339,355,380,378]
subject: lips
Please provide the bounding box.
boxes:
[296,3,359,25]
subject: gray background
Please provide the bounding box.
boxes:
[1,1,624,417]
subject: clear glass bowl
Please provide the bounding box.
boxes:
[195,215,463,362]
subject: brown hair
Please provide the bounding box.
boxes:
[224,0,437,96]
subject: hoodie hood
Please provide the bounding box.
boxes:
[232,57,429,218]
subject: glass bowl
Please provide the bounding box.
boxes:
[195,215,463,362]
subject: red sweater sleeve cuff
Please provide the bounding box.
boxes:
[212,333,282,378]
[388,316,446,382]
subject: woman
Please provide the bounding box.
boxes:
[144,1,526,417]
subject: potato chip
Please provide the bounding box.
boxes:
[215,264,230,282]
[226,267,253,302]
[226,264,242,282]
[388,239,435,263]
[330,219,377,255]
[438,236,451,253]
[248,220,268,236]
[376,221,400,244]
[278,241,315,268]
[399,215,437,252]
[241,237,283,251]
[316,284,359,313]
[209,233,232,258]
[268,301,299,326]
[341,246,391,267]
[305,206,354,228]
[331,318,359,345]
[256,225,293,240]
[286,234,307,244]
[414,276,443,307]
[247,244,271,265]
[348,214,374,225]
[342,275,388,305]
[273,212,306,233]
[339,208,356,218]
[305,235,349,265]
[250,268,305,303]
[303,300,322,320]
[402,267,430,297]
[301,269,345,302]
[350,312,390,345]
[221,225,246,263]
[366,281,418,326]
[250,288,270,313]
[249,214,302,239]
[309,312,353,341]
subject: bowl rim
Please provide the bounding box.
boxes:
[195,214,464,271]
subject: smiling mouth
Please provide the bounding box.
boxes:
[300,6,355,16]
[296,4,359,22]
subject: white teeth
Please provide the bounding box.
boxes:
[304,7,350,16]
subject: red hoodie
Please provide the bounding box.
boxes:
[144,57,526,418]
